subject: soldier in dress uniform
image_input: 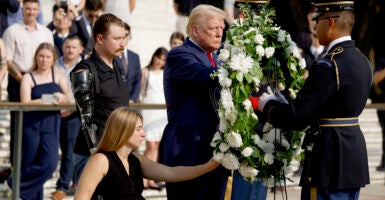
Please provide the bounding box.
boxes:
[250,1,372,199]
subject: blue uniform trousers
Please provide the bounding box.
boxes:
[56,113,81,191]
[231,171,268,200]
[301,187,360,200]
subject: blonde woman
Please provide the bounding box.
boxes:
[74,107,219,200]
[11,42,72,199]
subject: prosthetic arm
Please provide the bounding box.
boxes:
[71,69,98,153]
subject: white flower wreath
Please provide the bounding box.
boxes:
[211,3,307,184]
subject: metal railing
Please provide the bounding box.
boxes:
[0,102,165,200]
[0,101,383,200]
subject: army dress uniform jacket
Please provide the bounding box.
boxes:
[262,40,372,189]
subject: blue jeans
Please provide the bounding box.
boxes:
[301,187,360,200]
[231,171,268,200]
[56,113,81,191]
[73,153,89,185]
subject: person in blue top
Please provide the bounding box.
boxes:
[9,43,72,200]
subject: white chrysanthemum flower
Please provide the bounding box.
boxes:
[239,165,259,178]
[278,83,285,91]
[229,53,254,74]
[219,77,232,88]
[264,129,282,143]
[220,89,234,111]
[286,34,293,43]
[219,118,228,132]
[236,72,243,82]
[251,134,261,145]
[231,47,242,56]
[226,109,238,125]
[279,138,290,150]
[219,142,230,152]
[227,131,243,148]
[218,68,231,88]
[214,152,224,162]
[264,153,275,165]
[287,41,295,52]
[254,33,265,44]
[262,123,273,133]
[299,58,306,69]
[292,46,301,59]
[257,140,275,154]
[251,112,258,120]
[288,88,296,99]
[241,147,253,157]
[222,153,240,170]
[265,47,275,58]
[272,27,280,31]
[253,77,261,86]
[290,62,297,72]
[218,67,229,78]
[294,146,302,156]
[223,40,231,50]
[219,49,230,61]
[244,27,257,36]
[277,30,286,42]
[210,132,222,147]
[243,99,252,111]
[256,45,264,57]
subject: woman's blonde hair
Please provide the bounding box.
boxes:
[95,107,143,153]
[31,42,58,71]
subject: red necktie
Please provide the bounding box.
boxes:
[207,53,216,67]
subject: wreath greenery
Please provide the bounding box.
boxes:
[211,3,306,184]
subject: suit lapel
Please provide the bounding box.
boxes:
[185,39,214,68]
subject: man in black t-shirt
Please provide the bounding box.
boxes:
[70,13,129,185]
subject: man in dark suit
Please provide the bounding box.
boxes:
[252,1,371,199]
[159,4,228,200]
[118,22,141,103]
[73,0,103,58]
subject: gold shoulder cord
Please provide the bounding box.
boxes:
[328,47,344,91]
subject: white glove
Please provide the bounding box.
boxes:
[258,86,279,111]
[275,90,289,104]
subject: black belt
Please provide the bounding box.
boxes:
[319,117,358,127]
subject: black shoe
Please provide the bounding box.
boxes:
[0,167,12,183]
[376,165,385,172]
